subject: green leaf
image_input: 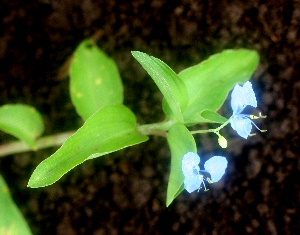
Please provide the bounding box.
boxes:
[28,104,148,188]
[166,123,196,207]
[200,109,228,123]
[0,104,44,149]
[131,51,188,123]
[183,110,228,126]
[70,39,123,120]
[179,49,259,124]
[0,175,33,235]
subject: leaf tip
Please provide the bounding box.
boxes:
[166,198,173,207]
[131,51,141,58]
[27,172,45,188]
[27,177,38,188]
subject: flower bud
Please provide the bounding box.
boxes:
[218,135,227,148]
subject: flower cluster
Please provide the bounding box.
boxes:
[182,152,228,193]
[230,81,265,139]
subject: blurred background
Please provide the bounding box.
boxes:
[0,0,299,234]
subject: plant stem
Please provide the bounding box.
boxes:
[190,118,231,135]
[0,117,230,157]
[137,119,175,138]
[0,131,75,157]
[0,119,175,157]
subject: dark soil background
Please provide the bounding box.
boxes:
[0,0,299,234]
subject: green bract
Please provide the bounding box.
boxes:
[0,175,33,235]
[28,105,148,188]
[0,104,44,149]
[70,39,123,120]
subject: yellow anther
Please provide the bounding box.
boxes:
[207,178,213,184]
[258,112,267,118]
[197,175,214,192]
[250,115,259,119]
[250,112,267,120]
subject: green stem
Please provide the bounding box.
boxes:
[0,117,231,157]
[190,129,215,134]
[190,118,231,135]
[0,119,175,157]
[0,131,75,157]
[137,119,175,138]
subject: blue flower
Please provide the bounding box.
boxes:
[230,81,259,139]
[182,152,202,193]
[182,152,228,193]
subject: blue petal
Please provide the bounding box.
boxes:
[243,81,257,109]
[182,152,200,176]
[231,81,257,115]
[231,83,245,114]
[184,174,202,193]
[204,156,228,182]
[230,115,252,139]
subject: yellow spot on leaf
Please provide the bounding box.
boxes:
[2,184,8,193]
[76,92,83,98]
[95,78,102,85]
[1,227,13,235]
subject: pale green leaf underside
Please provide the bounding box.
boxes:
[0,104,44,149]
[131,51,188,123]
[166,123,197,207]
[180,49,259,124]
[70,39,123,120]
[0,175,33,235]
[28,105,148,188]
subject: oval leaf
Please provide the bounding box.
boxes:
[179,49,259,124]
[28,104,148,188]
[166,123,196,207]
[131,51,188,123]
[0,104,44,149]
[0,175,33,235]
[200,109,228,123]
[70,39,123,120]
